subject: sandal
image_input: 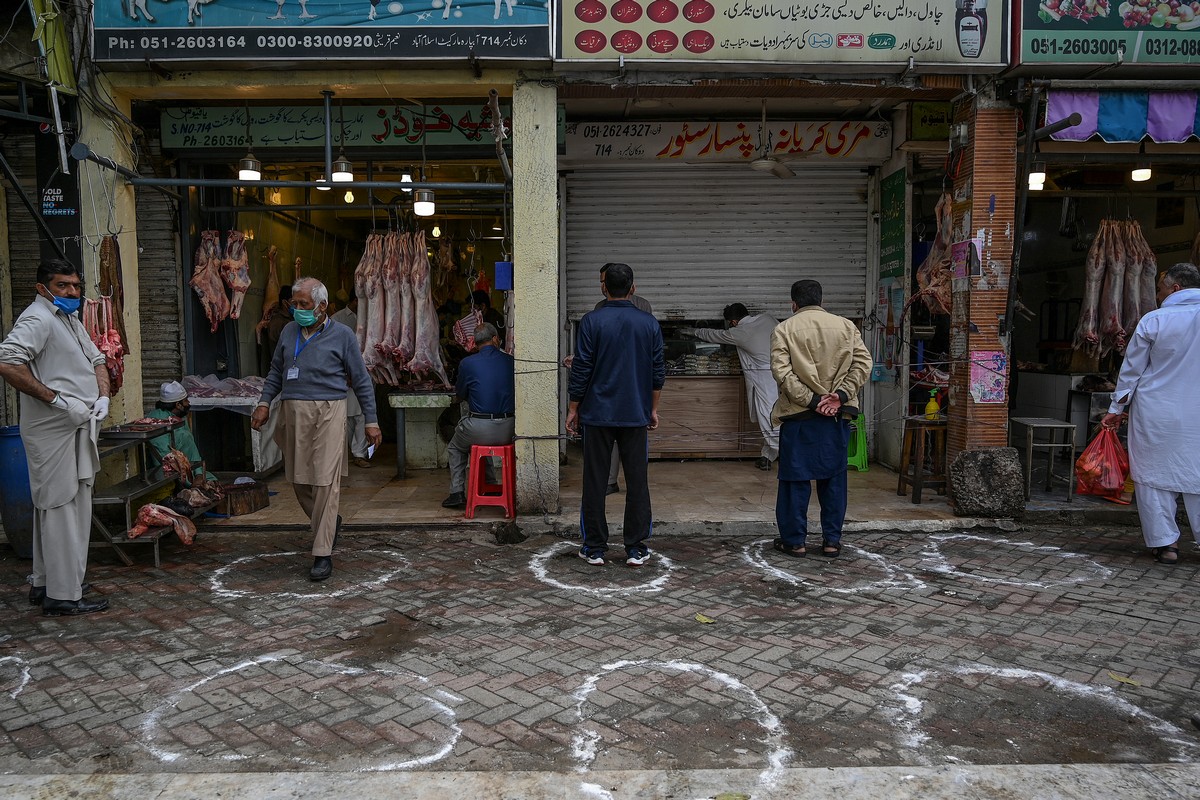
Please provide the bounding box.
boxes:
[1153,545,1180,565]
[773,538,806,558]
[821,539,842,558]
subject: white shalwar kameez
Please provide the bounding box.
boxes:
[692,314,781,461]
[0,295,104,601]
[1108,287,1200,548]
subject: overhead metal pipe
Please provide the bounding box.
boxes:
[1033,79,1200,90]
[69,142,183,201]
[130,177,507,190]
[321,89,334,183]
[202,203,510,213]
[1033,112,1082,141]
[1026,152,1200,165]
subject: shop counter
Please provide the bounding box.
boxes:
[188,395,281,474]
[649,375,761,459]
[93,421,182,567]
[388,391,455,478]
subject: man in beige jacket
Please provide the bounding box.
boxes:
[770,279,871,559]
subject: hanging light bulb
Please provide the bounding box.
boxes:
[315,177,330,191]
[332,154,354,182]
[344,189,354,203]
[431,224,441,238]
[237,106,261,181]
[1028,162,1046,187]
[1131,161,1152,182]
[400,172,413,192]
[1028,180,1045,192]
[413,189,435,217]
[492,217,503,231]
[238,153,262,181]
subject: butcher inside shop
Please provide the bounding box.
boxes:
[173,130,514,525]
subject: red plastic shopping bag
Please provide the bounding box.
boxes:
[1074,427,1129,500]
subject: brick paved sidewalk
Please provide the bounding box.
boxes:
[0,524,1197,796]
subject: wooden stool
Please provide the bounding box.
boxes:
[465,444,516,519]
[897,417,947,504]
[1009,417,1077,501]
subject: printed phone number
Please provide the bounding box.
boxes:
[1028,37,1125,56]
[1143,37,1200,57]
[107,33,376,52]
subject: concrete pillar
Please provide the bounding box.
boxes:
[947,88,1017,463]
[511,77,560,514]
[76,88,143,424]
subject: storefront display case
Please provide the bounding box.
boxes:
[652,323,759,459]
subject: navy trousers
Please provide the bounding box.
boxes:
[580,425,652,558]
[775,471,848,547]
[775,415,851,547]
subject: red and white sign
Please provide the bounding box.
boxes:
[837,33,864,48]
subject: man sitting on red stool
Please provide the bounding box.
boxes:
[442,323,516,509]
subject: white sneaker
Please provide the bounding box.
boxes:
[579,549,605,566]
[625,551,650,567]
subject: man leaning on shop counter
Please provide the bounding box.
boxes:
[252,277,381,582]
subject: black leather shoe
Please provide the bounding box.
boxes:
[606,483,620,496]
[441,492,466,509]
[334,515,343,548]
[29,583,92,606]
[755,457,771,471]
[42,596,109,617]
[310,556,333,581]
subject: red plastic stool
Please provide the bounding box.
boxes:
[465,444,516,519]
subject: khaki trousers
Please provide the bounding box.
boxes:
[30,481,93,601]
[294,482,341,557]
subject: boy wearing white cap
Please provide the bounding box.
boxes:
[147,381,215,480]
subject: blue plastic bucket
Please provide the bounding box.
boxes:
[0,426,35,558]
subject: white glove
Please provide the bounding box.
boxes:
[50,393,69,411]
[62,396,92,427]
[90,396,110,421]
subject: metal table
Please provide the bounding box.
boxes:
[93,421,182,566]
[1009,416,1077,501]
[387,391,454,479]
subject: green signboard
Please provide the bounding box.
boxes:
[909,102,952,142]
[1021,0,1200,64]
[880,169,906,279]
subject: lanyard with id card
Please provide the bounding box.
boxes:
[288,324,324,380]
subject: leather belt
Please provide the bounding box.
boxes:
[470,412,515,419]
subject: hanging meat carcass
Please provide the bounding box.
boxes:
[190,230,230,332]
[255,245,281,343]
[406,230,451,387]
[397,231,417,366]
[371,231,400,385]
[352,236,374,352]
[904,192,954,318]
[82,297,126,393]
[1128,220,1159,322]
[1073,219,1107,358]
[98,235,129,356]
[358,234,390,384]
[1097,220,1127,355]
[220,230,252,319]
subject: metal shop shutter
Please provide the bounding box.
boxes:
[565,166,869,322]
[135,141,185,408]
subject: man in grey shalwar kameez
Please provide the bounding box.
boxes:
[0,260,111,616]
[1102,263,1200,565]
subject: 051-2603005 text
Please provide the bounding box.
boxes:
[1028,37,1125,56]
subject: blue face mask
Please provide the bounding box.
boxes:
[292,307,318,327]
[51,296,81,315]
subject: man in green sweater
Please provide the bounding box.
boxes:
[147,381,216,482]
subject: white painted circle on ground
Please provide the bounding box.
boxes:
[0,656,31,699]
[886,663,1200,764]
[571,659,791,798]
[141,653,462,768]
[208,549,411,600]
[922,533,1113,588]
[529,541,677,596]
[743,538,926,593]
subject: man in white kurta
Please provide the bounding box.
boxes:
[0,261,111,615]
[683,303,781,469]
[1102,263,1200,564]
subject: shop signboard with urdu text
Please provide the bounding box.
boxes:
[559,0,1007,65]
[879,169,906,279]
[93,0,550,61]
[562,120,891,164]
[1021,0,1200,64]
[160,103,516,150]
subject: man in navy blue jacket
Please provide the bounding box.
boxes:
[567,263,665,567]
